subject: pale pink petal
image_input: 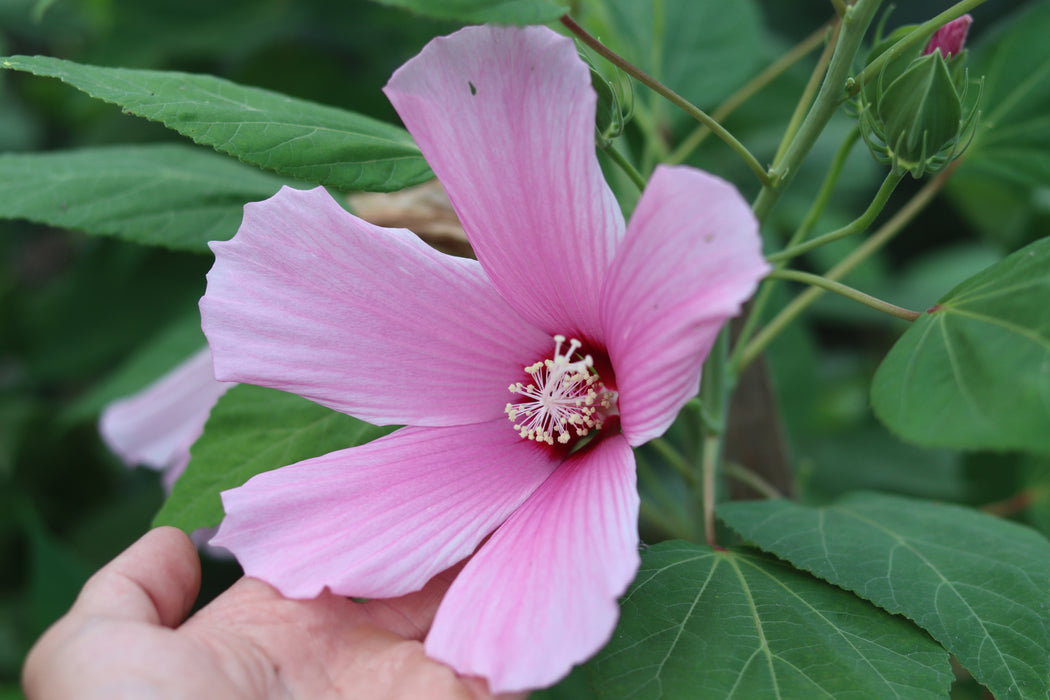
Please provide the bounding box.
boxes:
[211,420,560,599]
[201,186,552,427]
[600,166,768,446]
[384,25,625,343]
[99,346,232,474]
[426,434,639,693]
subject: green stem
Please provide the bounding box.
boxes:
[772,18,841,169]
[736,163,954,371]
[766,269,921,321]
[724,461,784,499]
[829,0,849,17]
[766,169,903,263]
[650,437,697,486]
[753,0,883,223]
[788,125,861,248]
[667,23,830,166]
[850,0,992,97]
[698,330,732,547]
[561,15,772,187]
[729,127,861,372]
[604,143,647,191]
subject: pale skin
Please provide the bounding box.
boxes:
[23,527,524,700]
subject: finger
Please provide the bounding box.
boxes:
[73,526,201,628]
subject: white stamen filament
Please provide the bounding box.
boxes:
[505,335,617,446]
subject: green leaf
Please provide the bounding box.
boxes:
[153,385,394,534]
[63,307,205,424]
[590,541,952,699]
[581,0,764,129]
[720,493,1050,700]
[958,1,1050,189]
[870,236,1050,454]
[368,0,567,24]
[0,55,431,192]
[0,145,288,251]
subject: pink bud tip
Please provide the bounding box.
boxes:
[924,15,973,58]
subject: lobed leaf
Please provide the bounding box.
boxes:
[870,236,1050,454]
[720,493,1050,699]
[367,0,567,24]
[0,55,431,192]
[590,541,951,699]
[0,144,288,251]
[153,385,394,534]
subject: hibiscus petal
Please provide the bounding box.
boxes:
[99,346,232,475]
[201,186,551,427]
[600,166,768,446]
[211,420,560,599]
[426,434,639,693]
[384,25,625,343]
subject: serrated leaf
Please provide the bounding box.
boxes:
[0,145,287,251]
[871,236,1050,454]
[153,385,394,534]
[0,55,431,192]
[590,541,951,699]
[368,0,567,24]
[720,493,1050,700]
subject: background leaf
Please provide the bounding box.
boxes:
[948,1,1050,247]
[870,236,1050,454]
[578,0,764,132]
[368,0,567,24]
[153,385,394,534]
[720,493,1050,699]
[0,144,289,251]
[589,541,951,699]
[0,55,431,192]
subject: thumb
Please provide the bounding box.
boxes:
[72,526,201,628]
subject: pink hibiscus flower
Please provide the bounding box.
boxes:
[201,25,768,692]
[100,346,232,491]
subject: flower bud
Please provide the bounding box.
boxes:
[857,15,979,178]
[924,15,972,57]
[583,55,634,148]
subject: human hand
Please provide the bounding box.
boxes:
[23,527,519,699]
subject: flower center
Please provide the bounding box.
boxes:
[505,335,618,446]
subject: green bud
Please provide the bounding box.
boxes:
[857,19,980,178]
[583,55,634,149]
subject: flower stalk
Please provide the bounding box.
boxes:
[765,169,904,263]
[561,15,773,187]
[668,23,831,166]
[736,161,956,372]
[765,269,922,321]
[753,0,883,222]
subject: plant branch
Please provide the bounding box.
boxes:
[604,143,647,191]
[766,169,904,263]
[753,0,883,222]
[667,23,830,166]
[729,127,860,372]
[773,19,842,169]
[736,162,955,372]
[561,15,772,187]
[724,461,784,499]
[766,269,921,321]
